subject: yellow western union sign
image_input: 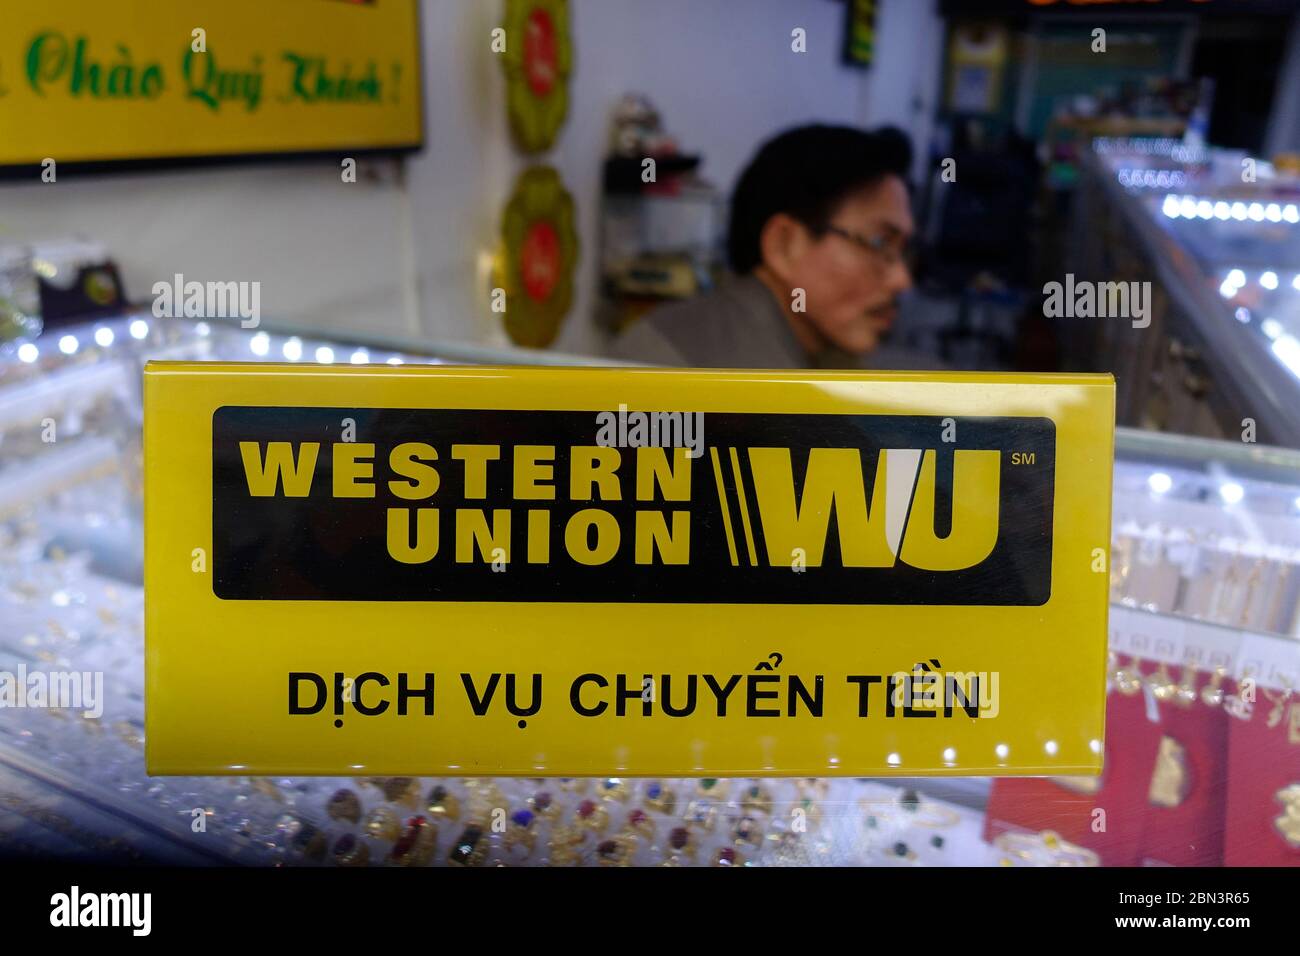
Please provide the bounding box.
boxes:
[0,0,421,167]
[144,363,1115,777]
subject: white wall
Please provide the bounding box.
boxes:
[0,0,942,356]
[0,160,415,341]
[861,0,945,183]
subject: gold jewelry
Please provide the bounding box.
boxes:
[448,824,489,866]
[1173,664,1199,708]
[665,825,696,861]
[895,789,961,828]
[595,834,636,866]
[332,834,370,867]
[547,823,586,866]
[380,777,421,808]
[1200,666,1227,707]
[1054,775,1102,795]
[1146,662,1177,702]
[363,805,402,842]
[465,780,507,819]
[796,778,830,801]
[426,784,461,820]
[1114,658,1143,696]
[528,789,559,820]
[695,778,728,799]
[625,808,655,840]
[682,799,717,832]
[112,720,144,749]
[575,798,609,832]
[994,830,1099,866]
[1239,561,1263,627]
[712,846,742,867]
[1148,736,1192,808]
[503,808,538,853]
[732,814,764,847]
[598,778,630,802]
[1264,681,1294,730]
[882,840,917,863]
[740,783,772,815]
[289,821,327,861]
[389,815,438,866]
[1272,783,1300,849]
[1224,677,1256,721]
[793,795,822,828]
[559,778,590,794]
[643,781,676,815]
[326,788,362,824]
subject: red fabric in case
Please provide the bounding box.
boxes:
[1224,692,1300,867]
[1134,682,1228,866]
[984,686,1163,866]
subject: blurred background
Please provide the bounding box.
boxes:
[1,0,1299,869]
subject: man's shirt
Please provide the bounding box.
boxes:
[607,274,944,370]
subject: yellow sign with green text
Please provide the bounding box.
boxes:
[0,0,421,167]
[144,364,1115,778]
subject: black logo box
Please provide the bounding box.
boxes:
[211,407,1054,605]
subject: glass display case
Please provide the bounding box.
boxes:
[1,314,1297,866]
[1075,139,1300,449]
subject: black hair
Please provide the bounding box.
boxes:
[726,124,912,274]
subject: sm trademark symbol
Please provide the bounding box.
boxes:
[1011,452,1036,465]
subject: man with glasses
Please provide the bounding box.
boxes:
[609,124,941,369]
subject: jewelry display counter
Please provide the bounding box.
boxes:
[0,315,1295,865]
[1072,140,1300,448]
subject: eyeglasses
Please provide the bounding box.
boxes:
[823,224,914,268]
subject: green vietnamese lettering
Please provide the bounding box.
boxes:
[26,33,163,99]
[183,46,262,112]
[279,52,382,104]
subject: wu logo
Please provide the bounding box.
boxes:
[214,409,1051,606]
[742,448,1000,571]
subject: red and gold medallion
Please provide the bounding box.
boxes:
[494,165,578,348]
[501,0,572,153]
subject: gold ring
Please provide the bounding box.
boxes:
[683,799,717,832]
[332,834,370,867]
[575,799,609,832]
[625,808,655,840]
[665,825,696,861]
[547,823,587,865]
[696,778,728,799]
[528,789,560,820]
[503,809,538,853]
[712,846,742,867]
[740,783,772,815]
[595,834,636,866]
[448,823,489,866]
[426,784,461,820]
[598,778,630,802]
[389,815,438,866]
[364,805,402,842]
[326,788,361,824]
[643,781,676,815]
[732,814,764,847]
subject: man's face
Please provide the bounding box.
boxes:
[785,176,914,354]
